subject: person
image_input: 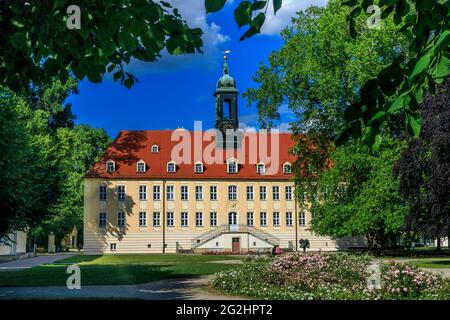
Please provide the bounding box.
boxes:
[271,245,277,257]
[275,245,282,255]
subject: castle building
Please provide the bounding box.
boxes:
[83,60,365,254]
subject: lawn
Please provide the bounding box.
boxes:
[408,258,450,269]
[0,254,241,287]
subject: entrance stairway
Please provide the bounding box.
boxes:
[191,224,280,249]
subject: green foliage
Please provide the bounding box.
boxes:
[308,139,408,251]
[0,1,203,93]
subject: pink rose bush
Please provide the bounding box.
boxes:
[212,253,450,300]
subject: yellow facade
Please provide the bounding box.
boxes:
[83,178,366,254]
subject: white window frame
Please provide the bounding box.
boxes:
[210,185,217,201]
[167,212,174,227]
[273,212,280,227]
[259,186,267,201]
[136,160,146,173]
[153,185,161,201]
[99,185,107,201]
[256,162,266,174]
[260,212,267,227]
[153,212,160,227]
[151,145,159,153]
[247,212,254,226]
[181,185,189,201]
[110,243,117,252]
[285,186,293,201]
[167,161,176,173]
[195,185,203,201]
[181,212,188,227]
[228,185,237,201]
[226,158,238,174]
[117,185,126,201]
[118,212,125,228]
[273,186,280,201]
[246,186,254,201]
[286,212,293,226]
[139,185,147,201]
[283,162,292,174]
[194,161,204,173]
[210,212,217,227]
[167,185,175,201]
[299,211,306,226]
[195,212,203,227]
[106,160,115,173]
[99,212,107,228]
[139,212,147,227]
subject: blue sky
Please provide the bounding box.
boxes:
[68,0,327,138]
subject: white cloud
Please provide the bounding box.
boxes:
[127,0,231,74]
[260,0,328,35]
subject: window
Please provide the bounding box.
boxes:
[257,163,265,174]
[181,186,189,201]
[283,163,292,173]
[210,186,217,201]
[246,186,254,201]
[247,212,254,226]
[195,186,203,201]
[118,212,125,228]
[260,212,267,227]
[151,145,159,153]
[167,185,174,201]
[228,185,237,201]
[285,186,293,200]
[137,161,146,173]
[210,212,217,227]
[153,212,160,227]
[153,185,161,201]
[106,160,115,173]
[139,185,147,201]
[167,212,174,227]
[181,212,188,227]
[110,243,117,252]
[167,161,176,173]
[139,212,147,227]
[195,212,203,227]
[273,212,280,227]
[299,211,306,226]
[259,186,267,200]
[99,185,107,201]
[99,212,106,228]
[194,162,203,173]
[273,186,280,200]
[117,185,125,201]
[286,212,293,226]
[227,159,238,173]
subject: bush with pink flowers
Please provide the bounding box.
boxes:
[212,252,450,300]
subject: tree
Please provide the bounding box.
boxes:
[309,139,407,253]
[205,0,450,148]
[0,1,203,92]
[394,78,450,253]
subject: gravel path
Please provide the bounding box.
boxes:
[0,254,75,271]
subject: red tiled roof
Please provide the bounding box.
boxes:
[85,130,296,180]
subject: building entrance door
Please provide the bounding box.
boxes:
[232,237,240,253]
[228,212,238,231]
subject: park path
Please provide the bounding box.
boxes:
[0,275,245,300]
[0,253,75,271]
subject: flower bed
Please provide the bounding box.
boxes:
[212,252,450,300]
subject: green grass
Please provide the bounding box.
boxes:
[0,254,240,287]
[408,259,450,269]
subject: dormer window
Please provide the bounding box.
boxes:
[257,162,266,174]
[137,160,146,173]
[194,161,204,173]
[283,162,292,174]
[151,145,159,153]
[227,158,238,174]
[167,161,176,173]
[106,160,115,173]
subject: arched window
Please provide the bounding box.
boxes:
[167,161,176,173]
[226,158,238,174]
[136,160,146,173]
[194,161,204,173]
[256,162,266,174]
[283,162,292,174]
[106,160,115,173]
[151,145,159,153]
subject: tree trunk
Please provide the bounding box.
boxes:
[367,233,383,256]
[437,238,441,251]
